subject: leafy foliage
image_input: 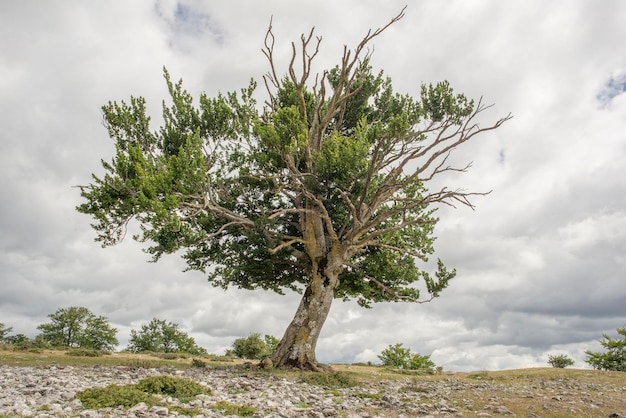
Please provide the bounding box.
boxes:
[76,12,510,367]
[36,307,118,351]
[378,343,436,371]
[76,375,209,410]
[126,318,207,355]
[228,333,278,359]
[585,327,626,371]
[299,371,359,388]
[212,401,257,417]
[66,348,107,357]
[136,375,209,400]
[76,384,154,409]
[0,323,12,342]
[547,354,575,368]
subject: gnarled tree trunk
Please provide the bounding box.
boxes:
[269,260,339,371]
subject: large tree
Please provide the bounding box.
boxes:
[77,10,511,370]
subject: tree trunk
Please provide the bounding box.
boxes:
[269,263,338,371]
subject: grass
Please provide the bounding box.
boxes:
[2,346,626,418]
[212,400,257,417]
[0,346,234,369]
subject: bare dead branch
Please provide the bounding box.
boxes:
[345,265,436,304]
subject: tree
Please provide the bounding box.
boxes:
[36,307,118,351]
[378,343,436,371]
[76,9,511,370]
[585,327,626,371]
[126,318,207,355]
[0,322,12,342]
[547,354,574,368]
[229,333,278,359]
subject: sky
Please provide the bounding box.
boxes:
[1,0,625,372]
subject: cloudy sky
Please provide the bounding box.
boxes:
[1,1,625,372]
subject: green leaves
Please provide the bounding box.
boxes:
[127,318,207,355]
[378,343,437,371]
[314,129,369,187]
[585,327,626,371]
[36,307,118,351]
[420,80,474,123]
[77,19,509,323]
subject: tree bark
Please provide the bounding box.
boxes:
[269,261,338,371]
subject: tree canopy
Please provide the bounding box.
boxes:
[126,318,207,355]
[585,327,626,371]
[0,322,13,342]
[36,307,118,351]
[77,9,511,369]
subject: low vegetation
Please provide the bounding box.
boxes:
[227,333,279,359]
[1,346,626,418]
[547,353,575,368]
[298,371,359,389]
[377,343,439,372]
[76,375,209,415]
[585,326,626,371]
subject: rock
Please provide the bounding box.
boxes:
[494,405,514,414]
[128,402,148,413]
[149,405,169,415]
[261,357,273,369]
[0,363,624,417]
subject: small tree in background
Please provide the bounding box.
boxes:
[127,318,207,355]
[378,343,436,371]
[229,333,278,359]
[585,327,626,371]
[547,354,574,368]
[0,322,13,342]
[36,307,118,351]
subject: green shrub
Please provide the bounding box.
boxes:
[77,384,155,409]
[229,333,278,359]
[0,323,13,342]
[191,358,207,367]
[136,375,210,400]
[154,352,189,360]
[378,343,437,371]
[66,348,107,357]
[212,401,257,417]
[299,371,359,388]
[547,354,575,368]
[76,376,210,410]
[127,318,207,355]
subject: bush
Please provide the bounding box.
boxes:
[229,333,277,359]
[299,371,359,388]
[136,375,210,400]
[66,348,107,357]
[212,401,257,417]
[77,384,154,409]
[0,323,13,342]
[127,318,207,355]
[378,343,437,371]
[547,354,574,368]
[585,327,626,371]
[76,375,210,410]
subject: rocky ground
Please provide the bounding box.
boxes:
[0,363,625,417]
